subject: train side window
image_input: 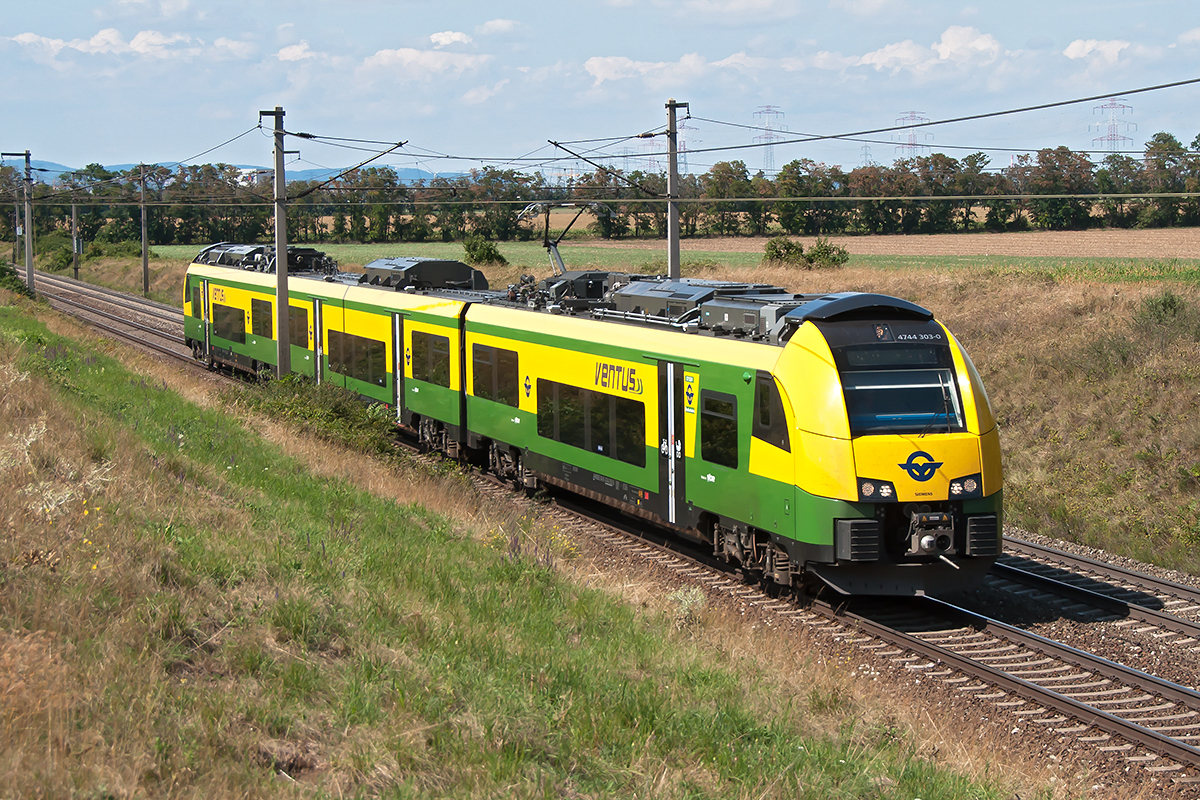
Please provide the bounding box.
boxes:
[537,378,646,468]
[327,329,347,375]
[330,330,386,386]
[614,395,646,467]
[472,344,521,407]
[251,298,273,338]
[288,306,308,348]
[589,392,612,455]
[473,344,495,401]
[701,390,738,469]
[536,378,554,439]
[412,331,451,388]
[211,303,245,344]
[558,384,586,449]
[191,284,202,318]
[752,373,791,452]
[496,347,520,407]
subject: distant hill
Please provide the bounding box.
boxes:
[23,160,452,185]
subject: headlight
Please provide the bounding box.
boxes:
[859,478,897,502]
[949,473,983,499]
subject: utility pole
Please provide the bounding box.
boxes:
[140,164,149,296]
[3,150,34,293]
[71,203,79,279]
[665,99,688,281]
[259,106,291,378]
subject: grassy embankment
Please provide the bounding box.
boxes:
[0,283,1032,796]
[64,240,1200,575]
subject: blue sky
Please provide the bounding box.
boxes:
[3,0,1200,179]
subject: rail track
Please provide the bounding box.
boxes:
[33,270,190,361]
[34,273,1200,787]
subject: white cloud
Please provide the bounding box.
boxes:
[932,26,1001,64]
[72,28,133,54]
[712,52,771,71]
[8,27,196,62]
[1178,28,1200,45]
[277,41,317,61]
[213,37,254,59]
[1063,38,1129,64]
[129,30,190,57]
[477,19,516,35]
[359,48,490,79]
[430,31,472,48]
[857,39,932,73]
[463,78,510,104]
[856,26,1005,74]
[584,53,708,87]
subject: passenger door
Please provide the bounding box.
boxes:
[657,361,689,526]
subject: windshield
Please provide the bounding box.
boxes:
[842,367,962,435]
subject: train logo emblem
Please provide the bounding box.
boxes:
[594,362,643,395]
[899,451,942,482]
[524,375,532,398]
[874,323,893,341]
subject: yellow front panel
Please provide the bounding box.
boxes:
[795,430,857,501]
[852,433,983,502]
[774,322,851,440]
[749,437,794,484]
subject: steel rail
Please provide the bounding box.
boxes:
[1005,537,1200,607]
[44,293,187,347]
[840,596,1200,766]
[34,270,184,324]
[990,561,1200,642]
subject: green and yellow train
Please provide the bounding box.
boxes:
[185,242,1002,595]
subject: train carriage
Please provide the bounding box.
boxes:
[184,243,1002,596]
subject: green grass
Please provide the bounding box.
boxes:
[153,241,764,272]
[0,300,1024,798]
[153,241,1200,282]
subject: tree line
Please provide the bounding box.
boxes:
[2,130,1200,250]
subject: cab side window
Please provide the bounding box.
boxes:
[700,390,738,469]
[752,373,790,452]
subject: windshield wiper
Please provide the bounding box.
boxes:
[918,377,953,438]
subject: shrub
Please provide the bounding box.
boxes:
[0,259,34,298]
[84,240,154,261]
[47,246,73,272]
[463,234,507,266]
[805,236,850,268]
[763,236,806,267]
[763,235,848,269]
[1137,289,1188,325]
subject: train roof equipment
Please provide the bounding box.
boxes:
[194,242,338,274]
[359,257,489,291]
[191,242,937,346]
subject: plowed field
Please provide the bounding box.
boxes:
[587,228,1200,258]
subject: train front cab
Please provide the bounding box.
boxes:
[771,294,1003,596]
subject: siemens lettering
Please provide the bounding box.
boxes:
[594,362,644,395]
